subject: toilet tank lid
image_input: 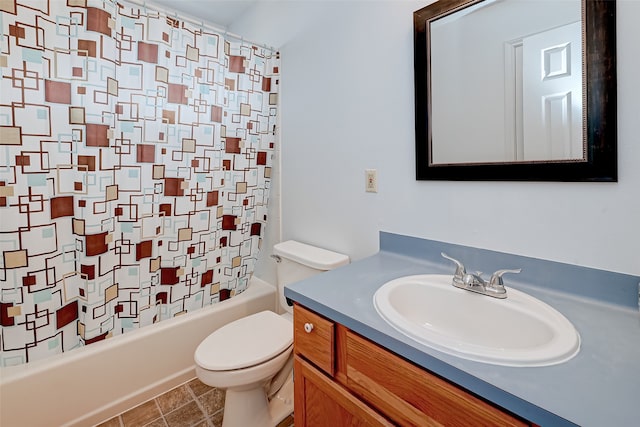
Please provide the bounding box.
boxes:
[273,240,350,270]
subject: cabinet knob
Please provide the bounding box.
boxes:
[304,322,314,333]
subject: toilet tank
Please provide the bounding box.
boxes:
[272,240,350,314]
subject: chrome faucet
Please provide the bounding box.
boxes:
[441,253,520,299]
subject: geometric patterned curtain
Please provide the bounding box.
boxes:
[0,0,279,366]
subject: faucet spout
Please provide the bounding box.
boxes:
[462,272,486,288]
[441,254,520,299]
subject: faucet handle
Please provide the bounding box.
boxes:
[489,268,522,288]
[441,253,466,280]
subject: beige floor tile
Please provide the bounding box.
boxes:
[96,378,291,427]
[95,416,122,427]
[121,400,162,427]
[197,388,225,417]
[156,385,193,415]
[276,414,294,427]
[164,400,205,427]
[186,378,215,397]
[210,411,223,427]
[142,418,168,427]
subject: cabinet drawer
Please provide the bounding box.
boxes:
[345,330,529,427]
[294,304,335,376]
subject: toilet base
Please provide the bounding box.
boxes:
[269,371,295,425]
[222,387,270,427]
[221,373,294,427]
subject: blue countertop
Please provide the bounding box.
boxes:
[284,233,640,427]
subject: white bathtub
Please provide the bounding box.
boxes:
[0,278,276,427]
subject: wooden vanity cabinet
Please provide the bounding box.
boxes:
[293,304,531,427]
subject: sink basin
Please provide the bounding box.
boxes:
[373,275,580,367]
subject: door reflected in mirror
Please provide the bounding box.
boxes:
[430,0,583,165]
[414,0,617,181]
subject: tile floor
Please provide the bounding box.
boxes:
[95,378,294,427]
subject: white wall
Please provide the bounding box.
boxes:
[235,0,640,279]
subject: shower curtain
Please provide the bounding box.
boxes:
[0,0,279,366]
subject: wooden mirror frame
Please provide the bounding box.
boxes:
[414,0,617,182]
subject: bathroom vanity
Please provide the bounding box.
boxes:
[285,233,640,427]
[293,304,529,426]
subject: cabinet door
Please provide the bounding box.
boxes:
[345,331,529,427]
[294,355,393,427]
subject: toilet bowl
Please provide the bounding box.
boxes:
[194,241,349,427]
[195,310,294,427]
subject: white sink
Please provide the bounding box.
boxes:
[373,274,580,367]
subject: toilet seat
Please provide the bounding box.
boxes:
[195,310,293,371]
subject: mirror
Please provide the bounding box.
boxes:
[414,0,617,181]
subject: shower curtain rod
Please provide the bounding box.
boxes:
[125,0,277,53]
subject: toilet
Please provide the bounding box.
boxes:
[194,240,350,427]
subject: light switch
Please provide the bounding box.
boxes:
[365,169,377,193]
